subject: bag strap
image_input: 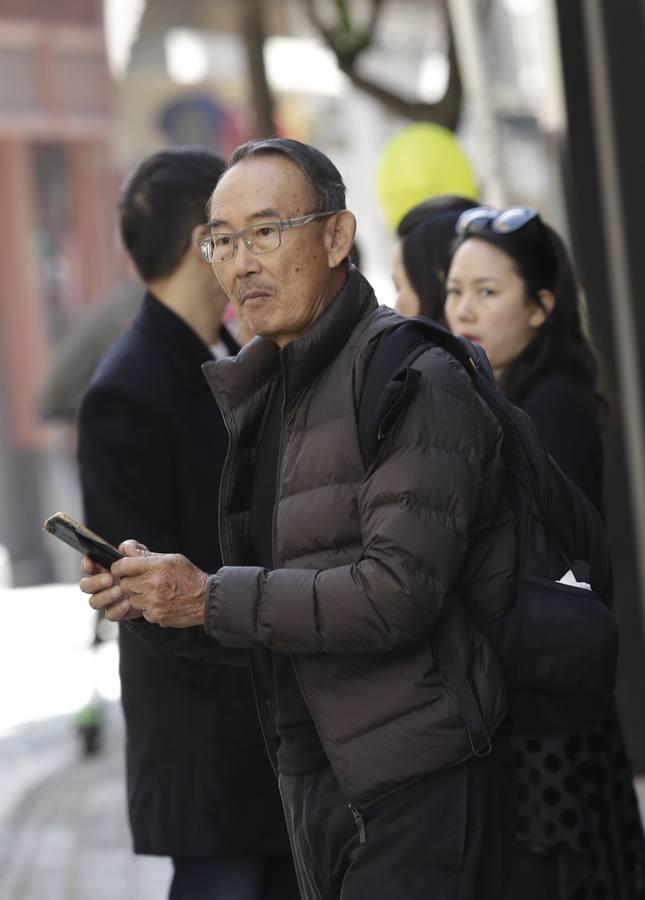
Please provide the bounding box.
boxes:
[359,318,486,467]
[433,639,493,757]
[359,317,495,753]
[359,322,427,466]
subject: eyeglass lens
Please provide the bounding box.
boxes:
[209,222,282,263]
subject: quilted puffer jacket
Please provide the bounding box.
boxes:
[202,267,516,809]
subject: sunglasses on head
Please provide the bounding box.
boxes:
[456,206,540,236]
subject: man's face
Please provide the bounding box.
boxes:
[207,155,342,347]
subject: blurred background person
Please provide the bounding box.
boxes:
[77,147,297,900]
[39,278,142,425]
[444,206,645,900]
[392,195,476,320]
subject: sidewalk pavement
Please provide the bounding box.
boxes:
[0,583,170,898]
[2,702,644,900]
[1,584,644,897]
[0,702,171,900]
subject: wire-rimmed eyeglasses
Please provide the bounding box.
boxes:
[456,206,540,237]
[198,210,339,265]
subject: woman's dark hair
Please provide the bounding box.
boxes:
[452,218,609,419]
[397,194,478,238]
[120,147,225,283]
[400,196,478,321]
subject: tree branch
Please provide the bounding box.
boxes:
[305,0,462,130]
[240,0,275,137]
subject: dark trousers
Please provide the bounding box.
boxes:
[169,854,300,900]
[279,735,516,900]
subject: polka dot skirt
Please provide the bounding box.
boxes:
[513,712,645,898]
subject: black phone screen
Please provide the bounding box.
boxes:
[43,513,124,570]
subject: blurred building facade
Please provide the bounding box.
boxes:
[0,0,120,583]
[554,0,645,772]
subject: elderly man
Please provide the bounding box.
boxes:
[81,138,516,900]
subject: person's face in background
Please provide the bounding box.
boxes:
[392,240,420,317]
[445,238,549,380]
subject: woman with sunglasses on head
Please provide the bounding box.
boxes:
[444,207,645,900]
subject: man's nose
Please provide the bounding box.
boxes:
[234,238,261,275]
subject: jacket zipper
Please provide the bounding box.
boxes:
[257,373,295,776]
[349,803,367,843]
[251,365,375,843]
[287,652,368,845]
[274,370,369,844]
[248,652,279,777]
[216,407,235,566]
[216,403,280,775]
[271,374,287,571]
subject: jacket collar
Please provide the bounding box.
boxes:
[136,292,238,391]
[203,266,378,411]
[281,266,377,399]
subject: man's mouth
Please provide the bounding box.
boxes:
[239,288,274,304]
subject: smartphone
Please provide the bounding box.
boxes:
[43,512,124,570]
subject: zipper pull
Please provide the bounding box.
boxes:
[349,803,366,844]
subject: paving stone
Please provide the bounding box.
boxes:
[0,704,170,899]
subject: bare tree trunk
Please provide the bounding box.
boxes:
[240,0,275,138]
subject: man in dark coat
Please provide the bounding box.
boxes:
[80,140,517,900]
[77,148,297,900]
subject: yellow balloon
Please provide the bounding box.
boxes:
[376,123,479,231]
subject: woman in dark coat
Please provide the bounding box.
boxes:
[441,206,645,899]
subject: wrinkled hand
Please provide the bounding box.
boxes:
[80,540,209,627]
[79,541,146,622]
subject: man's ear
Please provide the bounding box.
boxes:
[529,288,555,328]
[325,211,357,269]
[190,223,210,263]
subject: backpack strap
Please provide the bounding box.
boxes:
[358,322,427,466]
[359,317,496,755]
[433,639,493,757]
[359,318,486,467]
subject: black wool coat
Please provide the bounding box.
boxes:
[77,293,290,858]
[519,371,604,512]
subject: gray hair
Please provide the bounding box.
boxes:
[224,138,346,213]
